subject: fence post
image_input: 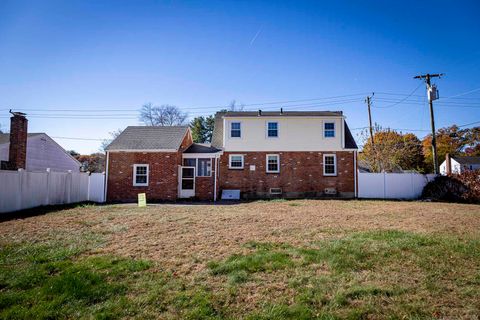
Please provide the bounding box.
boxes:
[66,170,72,204]
[45,168,51,205]
[383,172,386,199]
[87,171,91,201]
[17,169,24,211]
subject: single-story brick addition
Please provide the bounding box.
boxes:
[105,110,358,201]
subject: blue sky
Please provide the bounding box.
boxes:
[0,0,479,153]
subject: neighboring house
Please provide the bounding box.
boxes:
[0,113,81,172]
[440,155,480,175]
[105,110,358,202]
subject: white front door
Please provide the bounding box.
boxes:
[179,166,195,198]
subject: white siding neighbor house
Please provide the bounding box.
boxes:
[0,133,81,172]
[440,156,480,175]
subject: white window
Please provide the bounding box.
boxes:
[323,154,337,176]
[267,122,278,138]
[133,164,149,186]
[229,154,244,169]
[266,154,280,173]
[230,122,241,138]
[183,158,212,177]
[197,158,212,176]
[324,122,335,138]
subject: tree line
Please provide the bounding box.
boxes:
[359,124,480,173]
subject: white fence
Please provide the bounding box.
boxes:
[358,172,437,199]
[0,170,105,213]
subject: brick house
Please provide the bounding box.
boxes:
[105,111,358,202]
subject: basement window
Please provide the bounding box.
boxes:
[269,188,282,195]
[133,164,149,186]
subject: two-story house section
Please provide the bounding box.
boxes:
[211,111,358,199]
[105,110,358,203]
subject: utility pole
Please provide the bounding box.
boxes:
[365,93,376,171]
[414,73,444,174]
[365,93,375,146]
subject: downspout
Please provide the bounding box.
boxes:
[104,151,109,203]
[214,156,217,202]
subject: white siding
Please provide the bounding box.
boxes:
[439,159,461,175]
[223,116,345,151]
[0,134,81,172]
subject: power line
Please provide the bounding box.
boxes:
[372,83,424,109]
[0,93,369,113]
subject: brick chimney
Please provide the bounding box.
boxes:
[445,153,451,175]
[8,111,28,170]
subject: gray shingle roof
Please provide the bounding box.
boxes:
[184,143,221,154]
[210,112,358,149]
[0,133,44,145]
[453,156,480,165]
[223,111,343,117]
[106,126,189,151]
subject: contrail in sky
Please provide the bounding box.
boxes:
[249,26,263,46]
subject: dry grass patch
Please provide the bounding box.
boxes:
[0,200,479,319]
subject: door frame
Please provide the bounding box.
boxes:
[179,166,195,198]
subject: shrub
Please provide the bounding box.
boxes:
[422,170,480,203]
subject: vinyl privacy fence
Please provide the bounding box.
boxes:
[358,172,437,199]
[0,169,105,213]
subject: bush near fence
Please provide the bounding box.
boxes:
[422,170,480,203]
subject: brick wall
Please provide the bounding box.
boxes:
[219,151,355,199]
[107,152,180,202]
[106,130,194,203]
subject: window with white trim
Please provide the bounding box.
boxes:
[230,122,241,138]
[183,158,212,177]
[324,122,335,138]
[133,164,149,186]
[197,158,212,176]
[267,122,278,137]
[266,154,280,173]
[323,154,337,176]
[229,155,244,169]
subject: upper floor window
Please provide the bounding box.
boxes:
[267,122,278,137]
[230,122,241,138]
[133,164,149,186]
[323,154,337,176]
[266,154,280,173]
[229,154,244,169]
[324,122,335,138]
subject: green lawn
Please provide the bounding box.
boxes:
[0,200,479,319]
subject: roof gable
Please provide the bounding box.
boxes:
[0,133,44,145]
[106,126,189,151]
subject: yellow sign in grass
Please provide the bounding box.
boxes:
[138,193,147,207]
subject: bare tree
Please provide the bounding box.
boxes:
[100,129,123,152]
[139,103,188,126]
[227,100,245,111]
